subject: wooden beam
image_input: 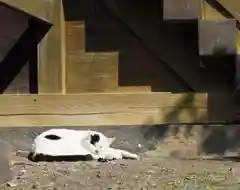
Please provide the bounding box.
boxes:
[216,0,240,22]
[0,93,211,127]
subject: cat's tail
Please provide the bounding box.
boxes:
[120,150,140,160]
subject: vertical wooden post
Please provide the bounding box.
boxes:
[38,0,65,94]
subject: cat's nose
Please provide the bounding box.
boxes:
[95,150,99,154]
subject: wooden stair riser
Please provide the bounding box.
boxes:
[66,52,118,93]
[163,0,202,20]
[198,19,237,56]
[65,21,151,93]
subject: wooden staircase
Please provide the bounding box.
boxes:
[65,21,151,93]
[63,0,239,93]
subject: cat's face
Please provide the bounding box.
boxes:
[88,132,115,154]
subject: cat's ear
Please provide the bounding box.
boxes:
[107,137,116,145]
[86,130,92,140]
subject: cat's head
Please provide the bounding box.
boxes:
[86,131,115,153]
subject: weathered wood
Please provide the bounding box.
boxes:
[61,2,66,94]
[103,0,210,91]
[163,0,201,20]
[215,0,240,52]
[109,86,151,92]
[216,0,240,22]
[38,0,64,93]
[0,93,210,127]
[0,0,51,22]
[201,0,240,54]
[198,19,236,55]
[65,21,152,93]
[66,52,119,93]
[66,21,85,52]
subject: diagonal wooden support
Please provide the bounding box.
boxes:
[102,0,213,92]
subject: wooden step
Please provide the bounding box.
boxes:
[65,21,151,93]
[163,0,201,20]
[201,0,240,54]
[66,52,118,93]
[66,21,85,52]
[198,19,237,56]
[108,86,151,92]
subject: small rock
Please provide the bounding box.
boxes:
[6,181,18,187]
[96,172,101,178]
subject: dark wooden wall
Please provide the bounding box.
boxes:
[0,4,29,94]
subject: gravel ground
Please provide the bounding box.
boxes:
[1,150,240,190]
[0,125,239,189]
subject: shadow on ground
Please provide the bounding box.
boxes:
[0,94,239,161]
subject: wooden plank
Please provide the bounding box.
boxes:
[66,21,85,52]
[38,0,64,93]
[198,19,236,55]
[0,93,209,127]
[66,52,118,93]
[163,0,201,20]
[202,0,240,53]
[109,86,151,92]
[61,2,66,94]
[65,21,150,93]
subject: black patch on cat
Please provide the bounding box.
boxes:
[90,134,100,145]
[28,152,94,162]
[44,134,61,140]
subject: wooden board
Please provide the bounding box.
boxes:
[38,0,64,93]
[0,93,210,127]
[202,0,240,53]
[66,52,119,93]
[66,21,85,52]
[108,86,151,92]
[65,21,151,93]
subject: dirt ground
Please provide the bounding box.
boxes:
[0,125,239,189]
[0,150,240,190]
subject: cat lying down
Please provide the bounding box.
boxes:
[29,129,140,162]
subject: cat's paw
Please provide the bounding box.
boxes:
[127,153,140,160]
[135,155,140,160]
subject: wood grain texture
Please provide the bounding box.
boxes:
[108,86,151,92]
[66,21,85,52]
[66,21,119,93]
[66,52,119,93]
[38,0,63,93]
[65,21,151,93]
[0,93,209,127]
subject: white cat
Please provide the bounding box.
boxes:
[30,129,140,161]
